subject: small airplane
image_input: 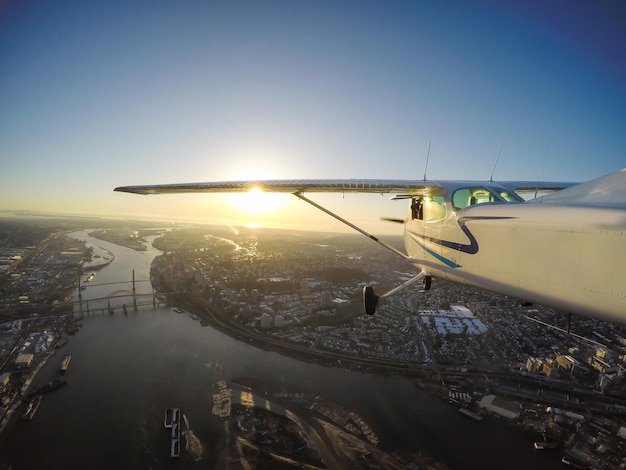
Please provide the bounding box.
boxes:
[115,168,626,324]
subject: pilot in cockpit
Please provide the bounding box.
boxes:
[411,198,423,220]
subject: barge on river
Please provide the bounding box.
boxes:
[22,395,43,420]
[60,354,71,373]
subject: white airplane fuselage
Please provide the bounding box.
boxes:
[404,201,625,323]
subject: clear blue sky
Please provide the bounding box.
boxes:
[1,1,624,232]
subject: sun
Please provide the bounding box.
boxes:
[225,187,290,215]
[220,162,291,220]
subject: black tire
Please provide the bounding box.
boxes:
[422,275,432,290]
[362,285,378,316]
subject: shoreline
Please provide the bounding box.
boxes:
[174,294,432,379]
[82,245,115,271]
[0,349,52,436]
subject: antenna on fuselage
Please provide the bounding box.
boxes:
[489,142,504,183]
[534,146,550,199]
[423,139,431,182]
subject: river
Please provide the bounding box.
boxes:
[0,230,562,469]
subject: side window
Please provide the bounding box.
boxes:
[453,186,522,211]
[452,187,496,210]
[411,196,447,220]
[423,195,446,221]
[452,188,472,211]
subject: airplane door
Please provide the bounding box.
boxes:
[405,197,445,272]
[423,196,445,271]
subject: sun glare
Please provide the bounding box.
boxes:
[243,222,263,229]
[225,187,290,215]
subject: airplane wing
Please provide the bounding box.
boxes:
[114,179,446,196]
[114,179,575,197]
[500,181,578,194]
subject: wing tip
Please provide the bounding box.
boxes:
[114,186,149,195]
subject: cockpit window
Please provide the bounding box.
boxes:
[452,187,517,210]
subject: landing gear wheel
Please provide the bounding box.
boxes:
[363,285,379,316]
[422,275,432,290]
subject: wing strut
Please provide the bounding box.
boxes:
[294,192,411,261]
[363,270,429,315]
[294,192,430,316]
[379,270,428,299]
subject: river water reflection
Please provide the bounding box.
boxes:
[0,231,562,469]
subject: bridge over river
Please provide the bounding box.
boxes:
[73,274,177,316]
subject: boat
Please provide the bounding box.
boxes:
[59,354,71,373]
[171,438,180,458]
[85,272,95,282]
[561,456,586,468]
[22,395,43,420]
[164,408,174,428]
[533,441,559,450]
[55,337,69,348]
[38,377,68,394]
[458,407,483,422]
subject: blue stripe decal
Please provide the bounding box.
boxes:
[414,239,461,269]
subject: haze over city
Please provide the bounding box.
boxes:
[1,1,625,231]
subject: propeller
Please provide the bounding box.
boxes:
[380,217,405,224]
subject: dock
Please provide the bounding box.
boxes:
[165,407,182,458]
